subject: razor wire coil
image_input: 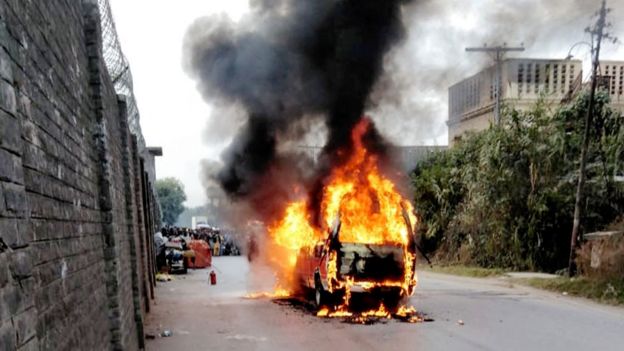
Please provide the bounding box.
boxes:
[97,0,146,151]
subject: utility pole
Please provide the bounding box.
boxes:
[568,0,614,276]
[466,45,525,125]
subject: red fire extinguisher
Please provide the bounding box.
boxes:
[210,270,217,285]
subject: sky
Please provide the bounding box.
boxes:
[109,0,623,208]
[109,0,249,207]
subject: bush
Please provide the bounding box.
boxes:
[412,92,624,271]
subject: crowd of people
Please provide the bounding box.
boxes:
[166,227,238,255]
[154,226,241,273]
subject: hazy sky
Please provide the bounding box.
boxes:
[109,0,623,208]
[109,0,249,207]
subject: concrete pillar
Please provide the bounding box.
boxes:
[131,135,151,313]
[118,95,145,349]
[83,1,124,349]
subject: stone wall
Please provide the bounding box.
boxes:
[0,1,158,350]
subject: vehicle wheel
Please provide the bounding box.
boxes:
[315,284,324,308]
[314,279,329,309]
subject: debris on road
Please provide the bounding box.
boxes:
[226,334,268,342]
[458,320,465,326]
[161,330,172,337]
[156,273,173,282]
[273,298,430,325]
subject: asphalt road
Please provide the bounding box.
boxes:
[145,257,624,351]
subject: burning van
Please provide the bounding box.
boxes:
[295,209,417,312]
[265,119,419,317]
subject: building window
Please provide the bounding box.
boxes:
[518,63,524,96]
[561,65,567,93]
[618,66,624,95]
[553,64,559,92]
[535,64,540,94]
[471,80,477,107]
[545,64,550,93]
[526,63,532,93]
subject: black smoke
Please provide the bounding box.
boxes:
[184,0,414,204]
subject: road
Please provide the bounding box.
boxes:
[145,257,624,351]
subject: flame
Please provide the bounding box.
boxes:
[264,118,419,319]
[321,119,417,245]
[362,304,391,318]
[396,305,417,317]
[265,201,322,294]
[244,287,291,299]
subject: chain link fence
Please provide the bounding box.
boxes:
[97,0,146,151]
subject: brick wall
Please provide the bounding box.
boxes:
[0,1,158,350]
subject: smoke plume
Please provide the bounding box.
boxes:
[185,0,415,217]
[368,0,624,144]
[185,0,624,221]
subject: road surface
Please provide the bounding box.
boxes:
[145,257,624,351]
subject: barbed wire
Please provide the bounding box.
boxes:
[97,0,146,151]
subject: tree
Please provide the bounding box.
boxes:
[155,177,187,226]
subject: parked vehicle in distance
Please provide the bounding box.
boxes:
[165,241,190,274]
[192,216,209,230]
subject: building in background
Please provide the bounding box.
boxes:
[448,58,583,144]
[599,60,624,113]
[448,58,624,145]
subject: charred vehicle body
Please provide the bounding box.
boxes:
[295,209,417,312]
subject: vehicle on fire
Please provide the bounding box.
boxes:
[294,209,417,312]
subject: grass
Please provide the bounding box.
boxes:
[422,264,624,306]
[515,277,624,306]
[424,264,507,278]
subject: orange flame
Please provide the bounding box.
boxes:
[321,119,417,245]
[263,118,418,316]
[265,201,322,295]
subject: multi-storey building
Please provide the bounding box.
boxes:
[599,61,624,113]
[448,58,584,144]
[448,58,624,145]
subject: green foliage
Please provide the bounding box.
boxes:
[426,265,507,278]
[412,92,624,271]
[155,177,187,226]
[518,277,624,306]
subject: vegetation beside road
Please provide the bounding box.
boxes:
[412,92,624,272]
[424,264,507,278]
[514,277,624,306]
[423,264,624,306]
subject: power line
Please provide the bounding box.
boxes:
[568,0,615,277]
